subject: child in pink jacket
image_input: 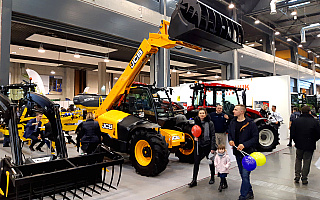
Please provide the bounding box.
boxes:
[214,144,231,192]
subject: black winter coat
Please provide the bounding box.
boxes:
[81,119,101,144]
[290,114,320,151]
[227,117,259,155]
[194,115,216,150]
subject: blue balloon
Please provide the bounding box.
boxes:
[242,156,257,171]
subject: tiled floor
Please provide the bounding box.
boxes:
[1,138,319,200]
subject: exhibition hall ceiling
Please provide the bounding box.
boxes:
[10,22,256,82]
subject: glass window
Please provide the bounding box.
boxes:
[124,88,156,121]
[215,88,239,115]
[49,76,62,95]
[193,90,204,107]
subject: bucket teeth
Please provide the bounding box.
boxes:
[117,164,123,187]
[109,166,115,189]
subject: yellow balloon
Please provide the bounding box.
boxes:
[250,152,266,166]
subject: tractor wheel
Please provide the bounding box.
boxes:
[130,129,169,176]
[256,124,278,152]
[175,132,195,163]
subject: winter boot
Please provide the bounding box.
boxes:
[222,178,228,189]
[209,164,215,184]
[218,180,223,192]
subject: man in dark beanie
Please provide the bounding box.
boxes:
[290,106,320,185]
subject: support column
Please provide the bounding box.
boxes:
[98,62,107,95]
[150,54,157,85]
[0,0,12,85]
[313,58,316,95]
[64,68,74,100]
[221,65,229,80]
[231,8,239,80]
[171,72,179,87]
[106,72,112,94]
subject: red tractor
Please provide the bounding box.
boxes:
[186,82,279,152]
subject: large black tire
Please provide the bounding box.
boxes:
[175,132,195,163]
[256,124,279,152]
[130,129,169,176]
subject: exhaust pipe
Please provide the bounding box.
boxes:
[301,23,320,43]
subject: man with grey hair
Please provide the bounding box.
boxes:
[290,106,320,185]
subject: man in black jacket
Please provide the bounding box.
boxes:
[290,106,320,185]
[210,105,229,146]
[228,105,259,200]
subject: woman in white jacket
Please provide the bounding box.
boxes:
[214,144,231,192]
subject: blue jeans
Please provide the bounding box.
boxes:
[236,155,253,198]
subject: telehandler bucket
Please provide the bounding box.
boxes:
[0,93,124,199]
[169,0,244,53]
[0,145,123,200]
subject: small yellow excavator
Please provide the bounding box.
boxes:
[88,0,243,176]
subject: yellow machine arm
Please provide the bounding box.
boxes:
[95,20,201,117]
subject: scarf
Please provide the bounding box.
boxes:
[201,120,210,141]
[218,152,225,158]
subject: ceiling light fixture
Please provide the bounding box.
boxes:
[38,44,45,53]
[228,3,234,9]
[74,52,80,58]
[187,71,191,74]
[291,10,297,15]
[298,44,303,48]
[214,74,220,79]
[316,55,320,58]
[307,50,311,53]
[11,52,17,54]
[317,34,320,38]
[104,55,110,62]
[114,77,119,80]
[172,68,177,72]
[287,38,292,42]
[50,70,55,74]
[254,19,260,24]
[288,1,310,8]
[275,31,280,35]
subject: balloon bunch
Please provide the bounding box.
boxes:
[235,146,266,171]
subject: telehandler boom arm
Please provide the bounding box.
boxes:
[95,20,201,117]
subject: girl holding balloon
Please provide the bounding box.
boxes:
[188,108,217,188]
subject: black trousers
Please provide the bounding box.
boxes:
[295,148,314,181]
[81,142,100,154]
[29,133,49,149]
[192,144,214,181]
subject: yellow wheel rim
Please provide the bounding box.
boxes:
[179,133,194,155]
[135,140,152,166]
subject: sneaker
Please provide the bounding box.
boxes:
[209,178,215,184]
[302,180,308,185]
[287,143,292,147]
[36,147,44,152]
[238,195,247,200]
[29,146,35,151]
[294,177,300,183]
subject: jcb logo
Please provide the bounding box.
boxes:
[129,49,143,69]
[102,123,113,130]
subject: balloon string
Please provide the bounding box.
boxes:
[234,145,250,156]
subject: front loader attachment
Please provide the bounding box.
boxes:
[0,145,124,199]
[169,0,244,53]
